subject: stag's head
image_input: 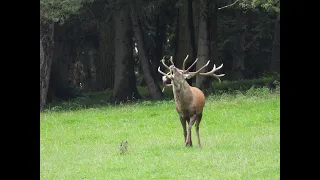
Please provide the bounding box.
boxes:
[158,55,225,91]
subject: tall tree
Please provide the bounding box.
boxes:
[197,0,220,90]
[81,41,98,93]
[231,7,245,80]
[195,0,210,90]
[138,0,178,82]
[40,17,54,111]
[175,0,195,69]
[40,0,87,107]
[113,3,141,102]
[96,19,115,91]
[153,14,167,81]
[240,0,280,74]
[270,1,280,74]
[130,1,163,100]
[48,23,78,101]
[209,0,219,66]
[270,14,279,73]
[187,0,197,64]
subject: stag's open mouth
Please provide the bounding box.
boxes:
[162,75,171,86]
[163,78,171,85]
[161,76,172,92]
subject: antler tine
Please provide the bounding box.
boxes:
[158,66,172,79]
[200,63,224,75]
[199,63,225,82]
[169,56,175,66]
[184,60,210,79]
[182,55,189,71]
[161,58,171,71]
[196,60,210,73]
[184,58,198,72]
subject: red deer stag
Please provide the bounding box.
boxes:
[158,55,225,148]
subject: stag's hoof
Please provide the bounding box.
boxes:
[185,141,193,147]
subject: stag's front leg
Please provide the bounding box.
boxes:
[179,115,187,144]
[186,115,196,147]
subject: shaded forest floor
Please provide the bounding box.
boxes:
[44,76,279,112]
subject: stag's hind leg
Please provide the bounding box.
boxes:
[195,113,202,148]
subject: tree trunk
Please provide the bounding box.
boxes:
[202,0,219,90]
[196,0,210,91]
[81,45,97,93]
[96,20,115,91]
[48,23,78,101]
[72,60,82,88]
[187,0,197,62]
[193,0,199,51]
[40,18,54,111]
[153,15,166,81]
[113,4,141,102]
[232,8,245,80]
[270,15,280,73]
[175,0,195,70]
[130,2,163,100]
[209,1,219,66]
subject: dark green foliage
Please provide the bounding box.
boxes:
[40,0,86,22]
[40,0,280,106]
[211,77,275,93]
[217,5,277,78]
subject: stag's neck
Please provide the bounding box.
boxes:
[172,81,193,109]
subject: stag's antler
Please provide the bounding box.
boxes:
[158,67,171,79]
[199,63,225,82]
[183,60,211,79]
[184,58,198,72]
[159,55,224,92]
[158,56,176,92]
[182,55,189,71]
[181,54,198,73]
[169,56,174,66]
[180,54,224,82]
[158,56,174,79]
[161,57,171,70]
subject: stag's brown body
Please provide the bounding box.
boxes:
[174,86,205,116]
[158,55,224,148]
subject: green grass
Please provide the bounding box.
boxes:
[40,87,280,180]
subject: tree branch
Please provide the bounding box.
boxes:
[218,0,239,10]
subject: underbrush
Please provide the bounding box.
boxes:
[44,77,280,112]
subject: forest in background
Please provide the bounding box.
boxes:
[40,0,280,111]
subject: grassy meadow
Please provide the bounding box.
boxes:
[40,86,280,179]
